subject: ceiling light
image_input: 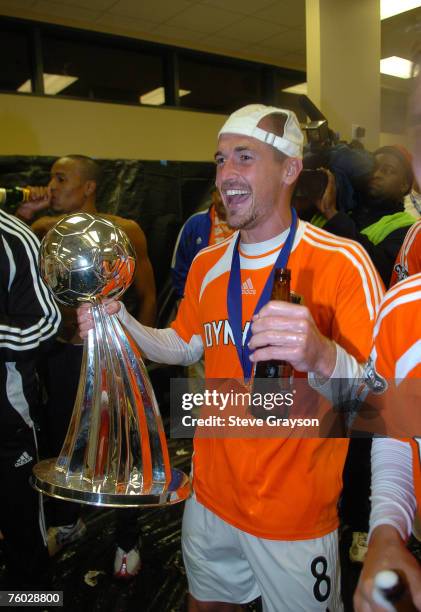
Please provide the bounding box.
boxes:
[380,56,413,78]
[17,73,78,94]
[282,82,308,95]
[17,80,32,93]
[139,87,191,105]
[381,0,421,20]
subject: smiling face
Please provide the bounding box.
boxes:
[214,133,300,242]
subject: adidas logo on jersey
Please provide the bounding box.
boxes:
[14,451,33,468]
[242,278,256,295]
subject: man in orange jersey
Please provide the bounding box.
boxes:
[78,105,383,611]
[391,218,421,285]
[354,52,421,610]
[352,273,421,612]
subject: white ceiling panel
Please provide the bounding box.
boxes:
[200,0,277,17]
[216,16,287,44]
[381,7,421,59]
[280,51,306,70]
[201,34,248,52]
[46,0,116,10]
[259,27,306,53]
[111,0,192,22]
[94,12,159,33]
[0,0,37,9]
[164,4,242,34]
[31,0,99,21]
[254,0,305,28]
[152,23,206,43]
[1,0,418,83]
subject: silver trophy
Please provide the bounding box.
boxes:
[32,213,191,507]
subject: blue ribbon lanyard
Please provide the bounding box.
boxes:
[227,208,297,380]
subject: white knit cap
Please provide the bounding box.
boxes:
[218,104,303,159]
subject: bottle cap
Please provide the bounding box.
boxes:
[375,570,399,590]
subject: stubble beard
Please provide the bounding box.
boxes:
[226,194,259,230]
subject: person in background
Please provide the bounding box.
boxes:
[171,188,233,300]
[312,146,415,567]
[352,46,421,612]
[314,145,415,286]
[20,154,156,326]
[352,275,421,611]
[19,154,156,578]
[0,208,61,588]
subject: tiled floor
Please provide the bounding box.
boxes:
[1,435,420,611]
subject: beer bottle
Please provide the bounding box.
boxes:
[251,268,292,418]
[372,570,417,611]
[254,268,292,383]
[0,187,31,213]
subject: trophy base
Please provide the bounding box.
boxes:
[31,458,191,508]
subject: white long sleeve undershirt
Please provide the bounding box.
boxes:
[369,437,416,541]
[309,348,417,541]
[308,342,363,399]
[117,302,203,366]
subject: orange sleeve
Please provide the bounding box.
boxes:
[171,257,202,344]
[371,307,396,379]
[406,230,421,277]
[391,221,421,286]
[331,252,384,361]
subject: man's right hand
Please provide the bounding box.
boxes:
[77,301,121,338]
[16,186,51,221]
[354,525,421,611]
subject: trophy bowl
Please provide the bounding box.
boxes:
[32,213,191,507]
[39,213,135,307]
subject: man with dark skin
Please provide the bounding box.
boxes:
[315,147,415,286]
[19,154,156,577]
[19,154,156,328]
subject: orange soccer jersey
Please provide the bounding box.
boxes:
[370,273,421,510]
[391,219,421,286]
[172,220,384,540]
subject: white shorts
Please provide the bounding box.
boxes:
[182,496,343,612]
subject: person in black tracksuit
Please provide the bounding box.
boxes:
[0,208,61,588]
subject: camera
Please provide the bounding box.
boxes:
[303,120,331,150]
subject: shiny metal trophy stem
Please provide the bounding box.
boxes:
[32,213,190,506]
